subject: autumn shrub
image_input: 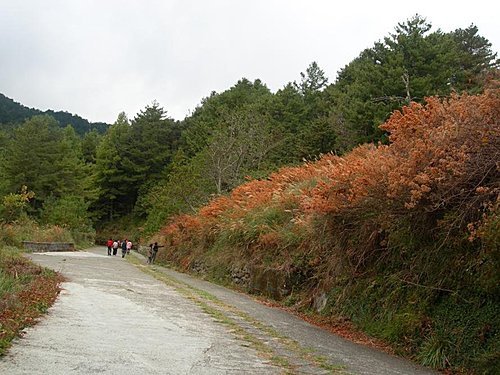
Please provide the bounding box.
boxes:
[0,217,75,248]
[0,247,31,296]
[153,90,499,372]
[0,246,63,355]
[0,186,35,224]
[306,91,499,371]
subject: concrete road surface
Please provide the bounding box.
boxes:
[0,247,436,374]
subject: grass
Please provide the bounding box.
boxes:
[0,219,75,248]
[0,271,17,297]
[0,246,64,356]
[418,335,450,369]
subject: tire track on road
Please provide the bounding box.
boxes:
[129,258,346,375]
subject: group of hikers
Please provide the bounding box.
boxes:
[106,238,133,258]
[105,238,163,264]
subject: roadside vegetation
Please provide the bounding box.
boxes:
[0,190,77,355]
[0,246,64,355]
[151,90,499,373]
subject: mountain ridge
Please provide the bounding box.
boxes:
[0,93,109,135]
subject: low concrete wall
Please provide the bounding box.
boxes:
[22,241,75,252]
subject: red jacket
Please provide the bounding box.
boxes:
[107,240,113,247]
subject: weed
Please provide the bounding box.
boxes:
[418,335,450,369]
[0,246,63,356]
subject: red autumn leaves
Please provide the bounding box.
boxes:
[156,89,499,264]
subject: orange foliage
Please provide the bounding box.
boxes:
[258,231,282,248]
[381,91,499,210]
[159,90,499,253]
[0,257,64,352]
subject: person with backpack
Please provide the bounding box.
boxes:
[121,239,128,258]
[106,238,113,256]
[112,240,119,256]
[150,242,164,264]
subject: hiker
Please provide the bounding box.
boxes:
[121,239,127,258]
[112,240,119,256]
[126,239,132,254]
[106,238,113,256]
[150,242,164,264]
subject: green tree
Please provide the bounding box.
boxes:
[0,129,9,196]
[272,83,306,134]
[202,108,281,194]
[94,112,132,219]
[124,102,180,184]
[40,194,95,244]
[269,83,307,163]
[40,195,92,230]
[181,78,273,157]
[450,24,499,92]
[140,80,281,229]
[329,15,498,142]
[272,62,340,159]
[2,115,89,209]
[81,130,101,164]
[141,150,214,234]
[123,102,182,215]
[94,104,182,220]
[294,61,329,95]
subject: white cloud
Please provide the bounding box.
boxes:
[0,0,498,123]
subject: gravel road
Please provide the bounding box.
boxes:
[0,247,436,374]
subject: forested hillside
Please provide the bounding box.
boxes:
[0,93,108,135]
[152,89,499,373]
[0,15,498,373]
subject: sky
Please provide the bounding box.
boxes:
[0,0,498,124]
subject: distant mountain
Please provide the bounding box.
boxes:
[0,93,109,135]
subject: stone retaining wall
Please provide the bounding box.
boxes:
[22,241,75,252]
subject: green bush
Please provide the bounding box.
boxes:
[0,218,74,248]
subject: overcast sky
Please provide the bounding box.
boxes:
[0,0,498,124]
